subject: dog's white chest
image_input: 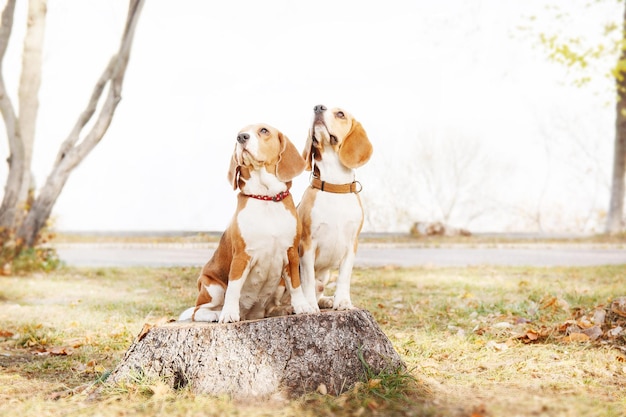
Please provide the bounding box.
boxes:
[310,192,362,265]
[238,199,296,251]
[236,199,296,309]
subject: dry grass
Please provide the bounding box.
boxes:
[53,231,626,247]
[53,232,222,245]
[1,264,625,416]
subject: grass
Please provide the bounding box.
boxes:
[0,264,625,416]
[53,230,626,247]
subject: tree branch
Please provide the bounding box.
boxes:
[16,0,145,246]
[0,0,17,146]
[0,0,24,229]
[54,56,116,165]
[17,0,47,204]
[54,0,143,167]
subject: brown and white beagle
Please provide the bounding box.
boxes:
[298,105,373,311]
[179,124,315,323]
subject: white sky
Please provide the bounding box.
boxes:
[0,0,622,233]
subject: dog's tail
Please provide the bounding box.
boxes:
[178,307,195,321]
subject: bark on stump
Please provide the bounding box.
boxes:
[108,309,404,399]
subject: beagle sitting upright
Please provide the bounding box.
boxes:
[298,105,373,311]
[179,124,315,323]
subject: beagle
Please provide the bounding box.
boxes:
[179,124,315,323]
[298,105,373,311]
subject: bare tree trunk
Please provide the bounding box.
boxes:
[108,309,405,399]
[0,0,23,230]
[15,0,46,209]
[606,2,626,235]
[15,0,144,247]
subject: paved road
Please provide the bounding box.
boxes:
[55,244,626,268]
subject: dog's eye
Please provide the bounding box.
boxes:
[336,111,345,119]
[259,127,269,135]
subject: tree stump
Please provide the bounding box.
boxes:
[108,309,404,399]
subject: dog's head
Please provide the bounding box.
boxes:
[228,124,305,190]
[303,105,373,171]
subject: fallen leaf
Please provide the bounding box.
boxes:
[514,317,532,325]
[367,379,381,389]
[611,297,626,318]
[541,296,557,309]
[565,323,582,335]
[608,326,624,338]
[527,330,540,340]
[64,338,84,348]
[137,323,153,341]
[473,327,487,336]
[73,363,87,372]
[470,404,487,417]
[81,360,106,374]
[592,308,606,325]
[0,330,14,338]
[576,316,594,329]
[46,391,67,401]
[563,333,590,343]
[486,340,509,351]
[48,346,73,356]
[524,329,540,342]
[541,296,569,311]
[581,325,603,341]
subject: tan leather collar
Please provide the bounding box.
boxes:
[310,176,362,194]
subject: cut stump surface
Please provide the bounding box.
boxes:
[108,309,404,399]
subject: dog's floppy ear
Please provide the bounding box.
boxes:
[227,145,241,190]
[301,128,314,171]
[276,131,306,182]
[338,120,373,169]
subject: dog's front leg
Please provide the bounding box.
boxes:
[219,256,251,323]
[285,246,317,314]
[299,247,320,312]
[333,249,356,310]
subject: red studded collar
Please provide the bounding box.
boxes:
[244,190,290,202]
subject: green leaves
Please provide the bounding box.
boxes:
[540,33,591,69]
[527,2,624,89]
[611,57,626,82]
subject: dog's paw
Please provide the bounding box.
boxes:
[192,309,220,322]
[333,298,354,311]
[318,296,335,310]
[219,309,240,323]
[293,301,318,315]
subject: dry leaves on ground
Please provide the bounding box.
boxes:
[478,296,626,348]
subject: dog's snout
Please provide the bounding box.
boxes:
[237,133,250,144]
[313,104,327,114]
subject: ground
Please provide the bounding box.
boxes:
[0,263,625,416]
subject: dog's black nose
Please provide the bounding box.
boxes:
[237,133,250,144]
[313,104,327,114]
